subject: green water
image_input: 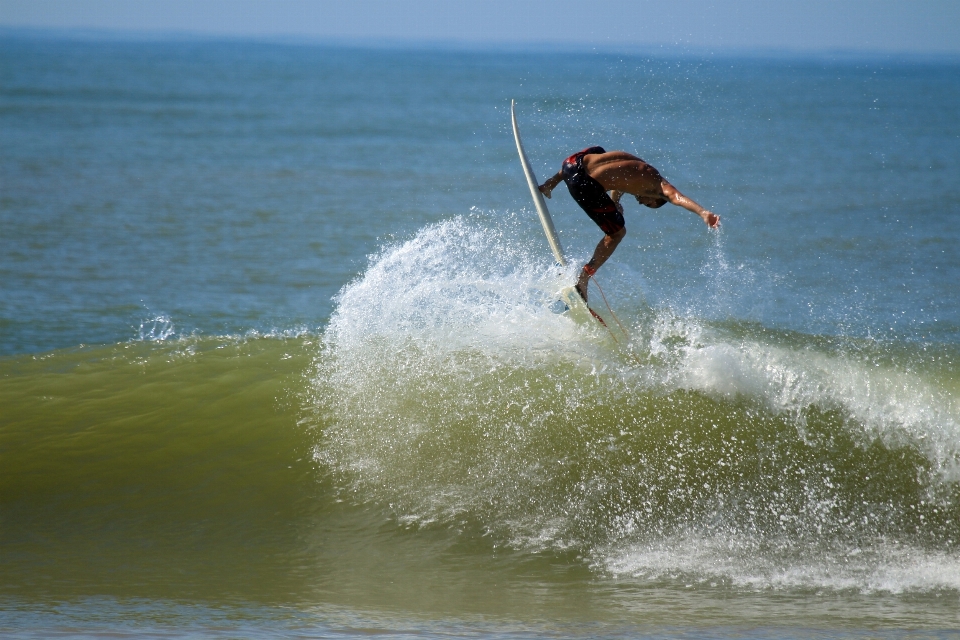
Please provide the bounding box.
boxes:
[3,325,959,632]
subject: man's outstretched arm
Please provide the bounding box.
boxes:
[538,171,564,199]
[661,181,720,227]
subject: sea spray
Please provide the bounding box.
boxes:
[313,214,960,593]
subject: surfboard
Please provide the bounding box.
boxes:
[511,100,606,325]
[510,100,566,268]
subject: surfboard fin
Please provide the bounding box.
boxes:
[549,299,570,314]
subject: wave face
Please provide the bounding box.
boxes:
[3,214,959,630]
[314,213,960,594]
[0,332,322,602]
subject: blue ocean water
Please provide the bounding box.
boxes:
[3,39,958,355]
[2,36,960,638]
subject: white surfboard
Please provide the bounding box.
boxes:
[510,100,566,268]
[511,100,606,325]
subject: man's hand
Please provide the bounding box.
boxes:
[539,172,564,200]
[703,212,720,228]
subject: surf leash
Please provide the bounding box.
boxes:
[589,274,630,341]
[591,307,617,342]
[586,273,648,368]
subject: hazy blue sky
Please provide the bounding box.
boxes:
[1,0,959,54]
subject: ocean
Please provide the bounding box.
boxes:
[1,35,959,638]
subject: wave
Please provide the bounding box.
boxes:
[313,212,960,593]
[2,213,958,598]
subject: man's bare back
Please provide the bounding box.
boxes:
[538,147,719,302]
[580,151,665,198]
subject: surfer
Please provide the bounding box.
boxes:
[539,147,719,301]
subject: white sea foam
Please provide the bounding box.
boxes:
[325,215,611,367]
[603,535,960,594]
[316,214,960,595]
[672,334,960,481]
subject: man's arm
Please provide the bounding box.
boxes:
[609,189,625,214]
[538,171,564,199]
[661,181,720,228]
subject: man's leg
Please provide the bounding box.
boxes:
[576,226,625,301]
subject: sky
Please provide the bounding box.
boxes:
[1,0,959,55]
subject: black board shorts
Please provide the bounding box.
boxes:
[561,146,625,235]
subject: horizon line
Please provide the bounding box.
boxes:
[3,26,960,64]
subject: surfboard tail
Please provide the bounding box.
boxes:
[556,285,609,327]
